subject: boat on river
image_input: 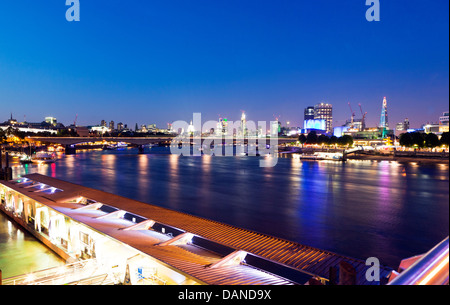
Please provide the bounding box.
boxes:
[31,152,56,164]
[299,152,344,161]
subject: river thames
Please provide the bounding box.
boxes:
[1,147,449,278]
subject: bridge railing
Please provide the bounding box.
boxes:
[389,237,449,285]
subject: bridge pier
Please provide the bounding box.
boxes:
[65,145,77,155]
[138,145,145,154]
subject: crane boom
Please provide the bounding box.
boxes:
[358,103,367,131]
[348,102,355,127]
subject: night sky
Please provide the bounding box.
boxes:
[0,0,448,129]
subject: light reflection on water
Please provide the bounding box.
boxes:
[3,147,449,272]
[0,215,65,278]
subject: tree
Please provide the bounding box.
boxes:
[410,132,425,148]
[298,134,307,145]
[440,132,449,147]
[338,135,353,147]
[399,133,413,147]
[425,133,440,148]
[306,131,318,144]
[318,134,330,145]
[329,136,338,146]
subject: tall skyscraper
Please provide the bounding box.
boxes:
[314,103,333,133]
[380,97,389,129]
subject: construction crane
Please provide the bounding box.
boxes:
[73,114,78,127]
[358,103,367,131]
[348,102,355,128]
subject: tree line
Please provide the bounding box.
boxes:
[399,132,449,148]
[0,126,78,144]
[298,131,353,146]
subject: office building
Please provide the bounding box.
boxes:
[304,106,315,121]
[440,111,449,133]
[314,103,333,133]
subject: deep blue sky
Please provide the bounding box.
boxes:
[0,0,448,129]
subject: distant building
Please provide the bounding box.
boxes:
[90,125,110,135]
[380,97,389,129]
[240,112,247,137]
[75,126,89,137]
[147,124,157,132]
[333,126,349,138]
[109,121,115,130]
[117,122,124,131]
[0,114,58,134]
[396,118,410,131]
[215,118,229,136]
[304,106,315,121]
[139,125,148,133]
[423,123,440,134]
[344,127,394,140]
[440,111,449,133]
[395,118,410,136]
[303,119,326,131]
[45,117,57,126]
[314,103,333,133]
[0,125,58,135]
[101,120,107,127]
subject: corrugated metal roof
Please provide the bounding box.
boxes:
[3,174,392,285]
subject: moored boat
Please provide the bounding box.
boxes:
[31,152,56,164]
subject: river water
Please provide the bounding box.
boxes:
[1,147,449,278]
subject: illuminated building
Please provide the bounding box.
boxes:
[380,97,389,129]
[187,120,195,135]
[344,127,394,141]
[333,126,349,138]
[314,103,333,133]
[423,124,440,134]
[304,106,315,121]
[439,111,449,133]
[304,119,326,131]
[90,125,111,135]
[240,112,247,137]
[45,117,57,126]
[215,118,229,136]
[395,118,410,136]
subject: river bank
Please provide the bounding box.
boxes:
[346,154,449,164]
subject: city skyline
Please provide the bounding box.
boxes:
[0,1,448,129]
